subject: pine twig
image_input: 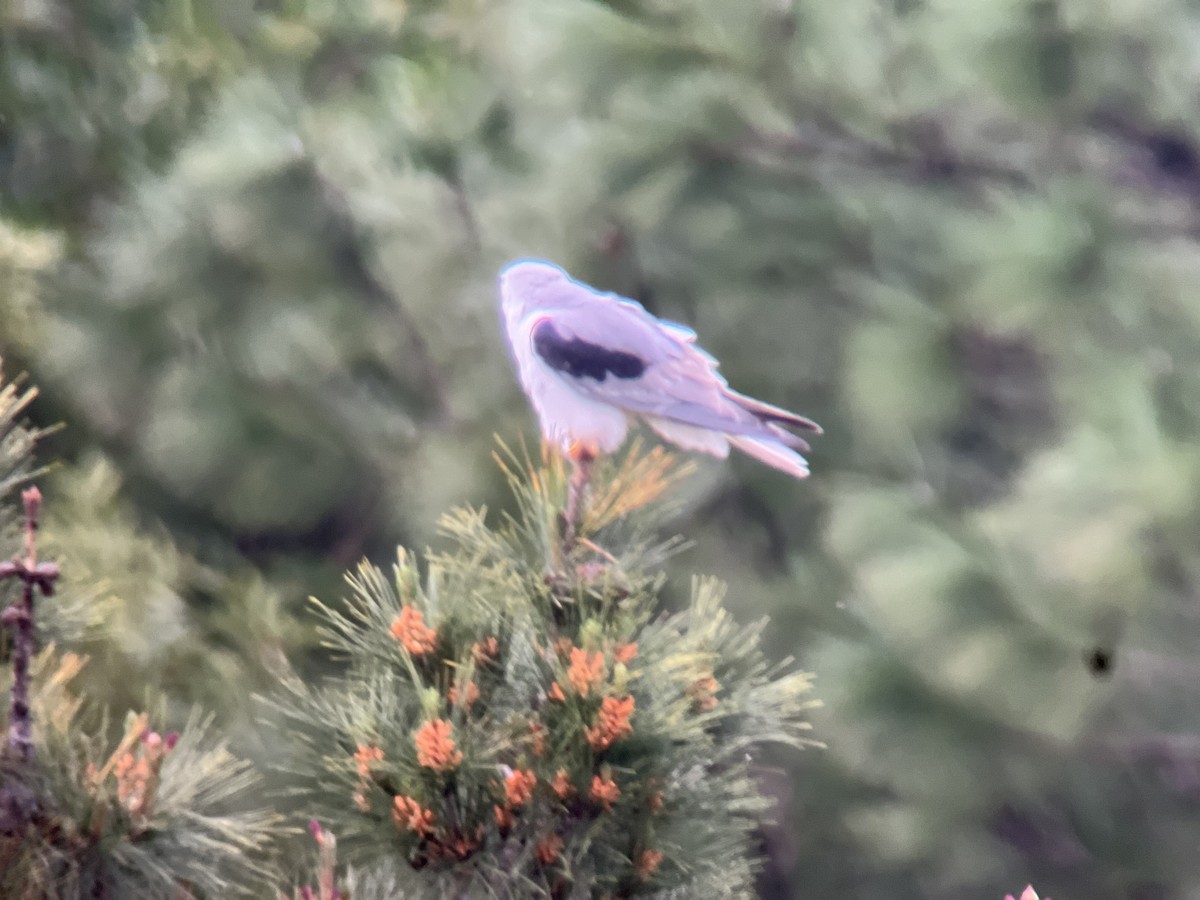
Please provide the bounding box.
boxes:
[562,449,595,553]
[1,486,59,765]
[0,486,58,835]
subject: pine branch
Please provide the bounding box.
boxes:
[272,441,818,898]
[1,486,59,769]
[306,155,455,423]
[561,448,596,557]
[698,119,1036,190]
[0,372,54,514]
[0,367,281,895]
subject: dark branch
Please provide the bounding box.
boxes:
[1,486,58,773]
[561,449,595,556]
[0,487,57,825]
[697,120,1036,191]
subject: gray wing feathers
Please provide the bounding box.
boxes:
[545,303,815,445]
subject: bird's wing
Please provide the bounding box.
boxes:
[529,297,815,441]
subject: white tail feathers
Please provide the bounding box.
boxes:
[645,415,812,478]
[727,435,811,479]
[643,416,731,458]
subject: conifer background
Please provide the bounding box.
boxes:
[5,0,1200,897]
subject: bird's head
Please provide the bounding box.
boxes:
[498,259,589,319]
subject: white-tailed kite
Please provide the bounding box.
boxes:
[498,259,821,479]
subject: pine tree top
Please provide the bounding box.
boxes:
[275,440,820,898]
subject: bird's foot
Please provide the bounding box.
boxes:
[564,440,598,464]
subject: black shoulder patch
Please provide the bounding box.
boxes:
[532,320,646,382]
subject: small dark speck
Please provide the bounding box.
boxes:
[1085,646,1115,678]
[1149,132,1199,180]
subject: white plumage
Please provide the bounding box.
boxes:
[498,259,821,479]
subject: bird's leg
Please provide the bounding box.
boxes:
[562,442,596,552]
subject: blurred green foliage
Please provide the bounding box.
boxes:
[5,0,1200,897]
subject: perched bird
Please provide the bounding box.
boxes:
[498,259,821,478]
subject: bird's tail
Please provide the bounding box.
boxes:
[727,435,811,479]
[725,389,823,434]
[643,416,731,458]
